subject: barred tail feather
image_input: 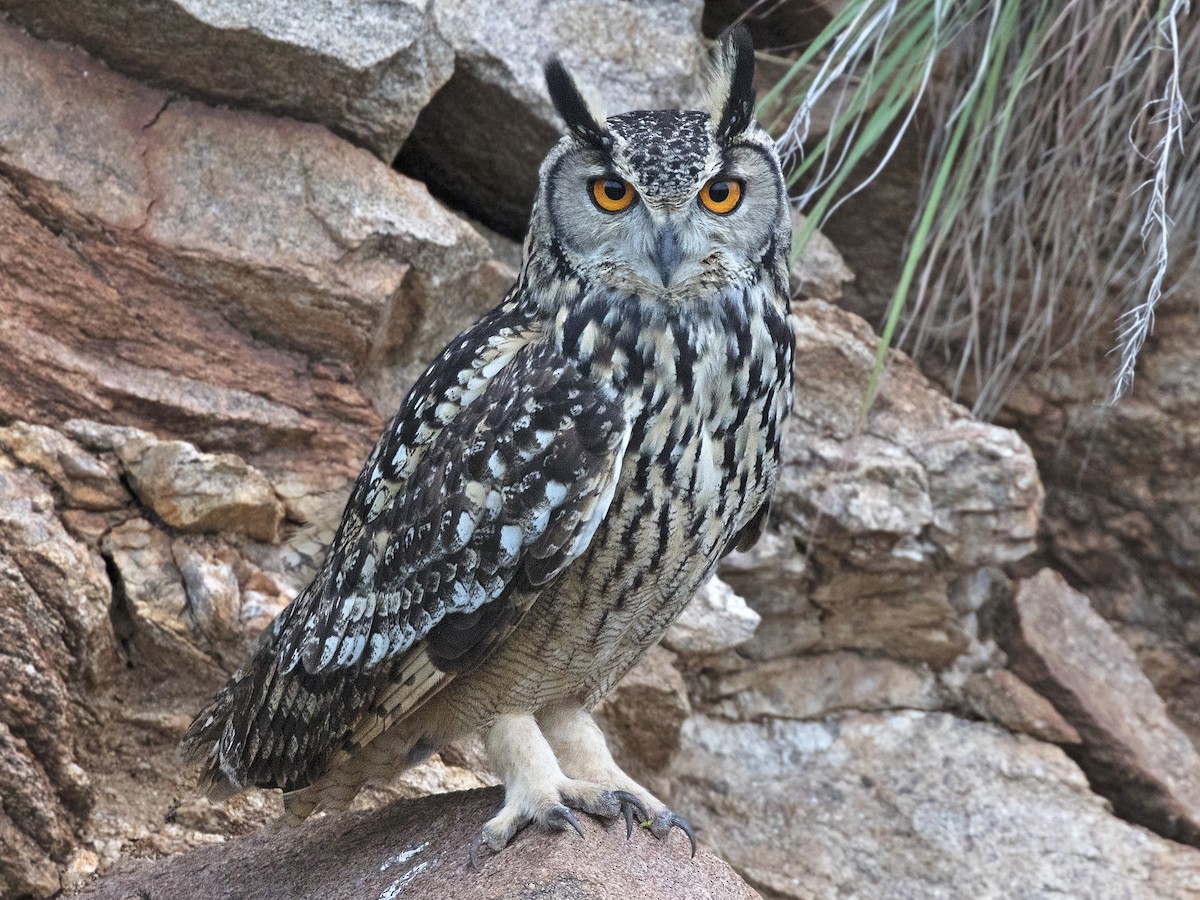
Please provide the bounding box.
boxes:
[179,676,245,799]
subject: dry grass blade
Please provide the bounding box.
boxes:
[770,0,1200,417]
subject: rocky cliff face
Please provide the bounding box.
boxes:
[1,4,1199,899]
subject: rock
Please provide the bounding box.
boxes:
[0,20,500,476]
[811,573,968,667]
[668,711,1200,899]
[118,439,283,542]
[0,465,116,686]
[701,653,940,722]
[102,518,221,674]
[0,422,129,511]
[782,302,1042,570]
[1122,626,1200,752]
[790,213,856,302]
[663,576,761,656]
[596,646,692,772]
[0,464,115,899]
[716,532,819,660]
[386,745,499,802]
[397,0,707,237]
[62,847,101,892]
[746,300,1043,669]
[704,0,836,54]
[804,91,1200,762]
[961,667,1082,745]
[235,566,295,636]
[0,0,454,160]
[78,788,759,900]
[994,569,1200,847]
[172,542,243,646]
[987,288,1200,748]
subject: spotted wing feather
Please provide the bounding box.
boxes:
[279,341,629,676]
[183,338,629,793]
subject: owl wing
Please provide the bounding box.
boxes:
[275,338,631,678]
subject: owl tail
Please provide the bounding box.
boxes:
[178,672,248,800]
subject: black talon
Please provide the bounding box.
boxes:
[611,791,647,840]
[547,805,585,839]
[468,835,486,872]
[670,814,698,858]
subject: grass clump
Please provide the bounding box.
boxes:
[763,0,1199,416]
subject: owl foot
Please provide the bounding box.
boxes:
[469,781,605,870]
[534,704,697,856]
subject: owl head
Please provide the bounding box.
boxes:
[527,27,789,301]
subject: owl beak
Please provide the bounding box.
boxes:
[651,225,682,288]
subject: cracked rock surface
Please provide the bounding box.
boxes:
[0,0,454,159]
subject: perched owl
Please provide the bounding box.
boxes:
[182,26,793,864]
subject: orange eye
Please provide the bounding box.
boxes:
[591,178,636,212]
[699,179,743,214]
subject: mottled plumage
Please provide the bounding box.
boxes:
[182,26,793,859]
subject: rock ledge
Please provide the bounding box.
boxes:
[77,787,759,900]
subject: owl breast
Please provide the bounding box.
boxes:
[436,274,794,721]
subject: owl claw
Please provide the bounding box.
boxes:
[468,835,488,872]
[546,804,585,839]
[609,790,648,839]
[647,810,697,858]
[468,800,587,871]
[675,816,698,858]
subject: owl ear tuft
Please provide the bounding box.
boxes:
[706,25,756,140]
[545,58,610,149]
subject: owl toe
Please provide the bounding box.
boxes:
[648,809,697,857]
[542,803,585,838]
[558,779,625,818]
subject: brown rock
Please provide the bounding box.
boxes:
[0,465,115,898]
[744,300,1043,670]
[990,289,1200,751]
[995,569,1200,846]
[789,213,855,302]
[172,542,243,646]
[811,572,968,667]
[663,576,761,656]
[101,518,221,675]
[0,422,129,511]
[119,439,283,542]
[0,21,502,487]
[781,301,1042,571]
[717,533,820,660]
[1123,626,1200,752]
[961,668,1081,745]
[78,788,758,900]
[62,847,101,892]
[716,532,809,616]
[813,109,1200,759]
[704,0,837,56]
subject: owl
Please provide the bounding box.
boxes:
[182,26,793,865]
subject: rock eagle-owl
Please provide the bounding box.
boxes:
[182,26,794,863]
